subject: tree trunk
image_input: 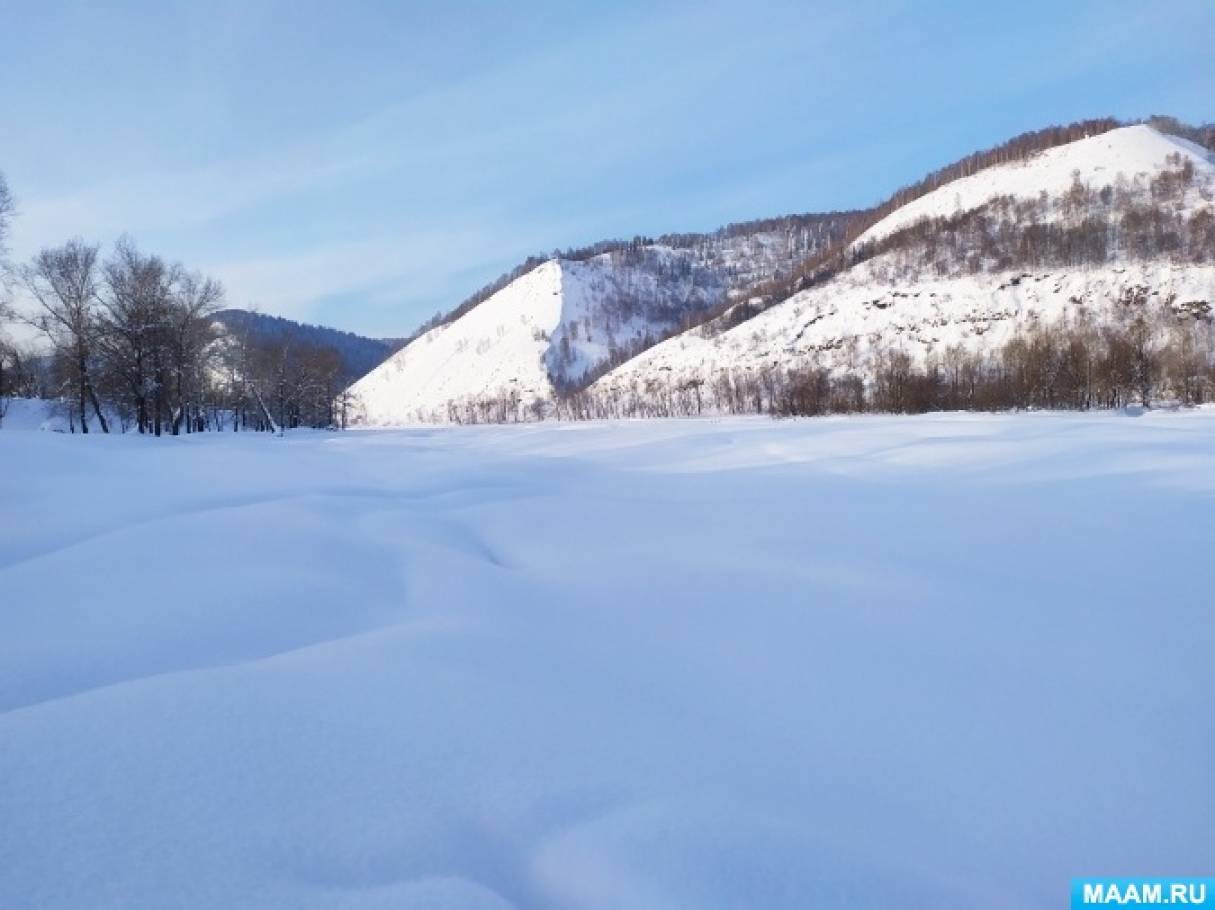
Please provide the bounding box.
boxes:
[76,347,89,434]
[172,368,186,435]
[86,383,110,434]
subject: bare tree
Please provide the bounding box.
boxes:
[168,270,223,434]
[98,238,175,435]
[0,337,16,426]
[0,171,14,265]
[21,239,110,433]
[0,172,15,321]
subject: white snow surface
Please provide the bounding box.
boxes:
[3,410,1214,908]
[0,397,62,432]
[856,124,1215,246]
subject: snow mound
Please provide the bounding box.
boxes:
[856,125,1214,246]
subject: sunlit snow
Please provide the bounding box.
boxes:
[2,408,1213,908]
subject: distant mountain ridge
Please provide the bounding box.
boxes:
[212,309,404,381]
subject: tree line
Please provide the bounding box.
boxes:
[555,310,1215,421]
[0,176,360,433]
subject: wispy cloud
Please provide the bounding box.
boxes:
[9,20,717,333]
[206,228,494,321]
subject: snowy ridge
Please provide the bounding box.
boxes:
[856,125,1214,246]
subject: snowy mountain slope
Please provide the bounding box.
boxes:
[351,219,854,424]
[350,260,563,424]
[353,123,1214,424]
[353,252,721,424]
[856,124,1214,246]
[593,261,1215,401]
[593,125,1215,409]
[543,248,730,381]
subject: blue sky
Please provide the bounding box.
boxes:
[3,0,1212,337]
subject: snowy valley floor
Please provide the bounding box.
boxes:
[1,410,1213,909]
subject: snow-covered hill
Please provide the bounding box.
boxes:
[351,260,563,424]
[593,262,1215,406]
[351,218,853,424]
[352,123,1213,424]
[592,125,1215,411]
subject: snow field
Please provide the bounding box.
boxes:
[2,410,1214,908]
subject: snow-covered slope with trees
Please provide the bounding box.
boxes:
[350,122,1213,424]
[591,125,1215,414]
[351,260,564,423]
[350,216,855,424]
[592,262,1215,411]
[855,124,1213,245]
